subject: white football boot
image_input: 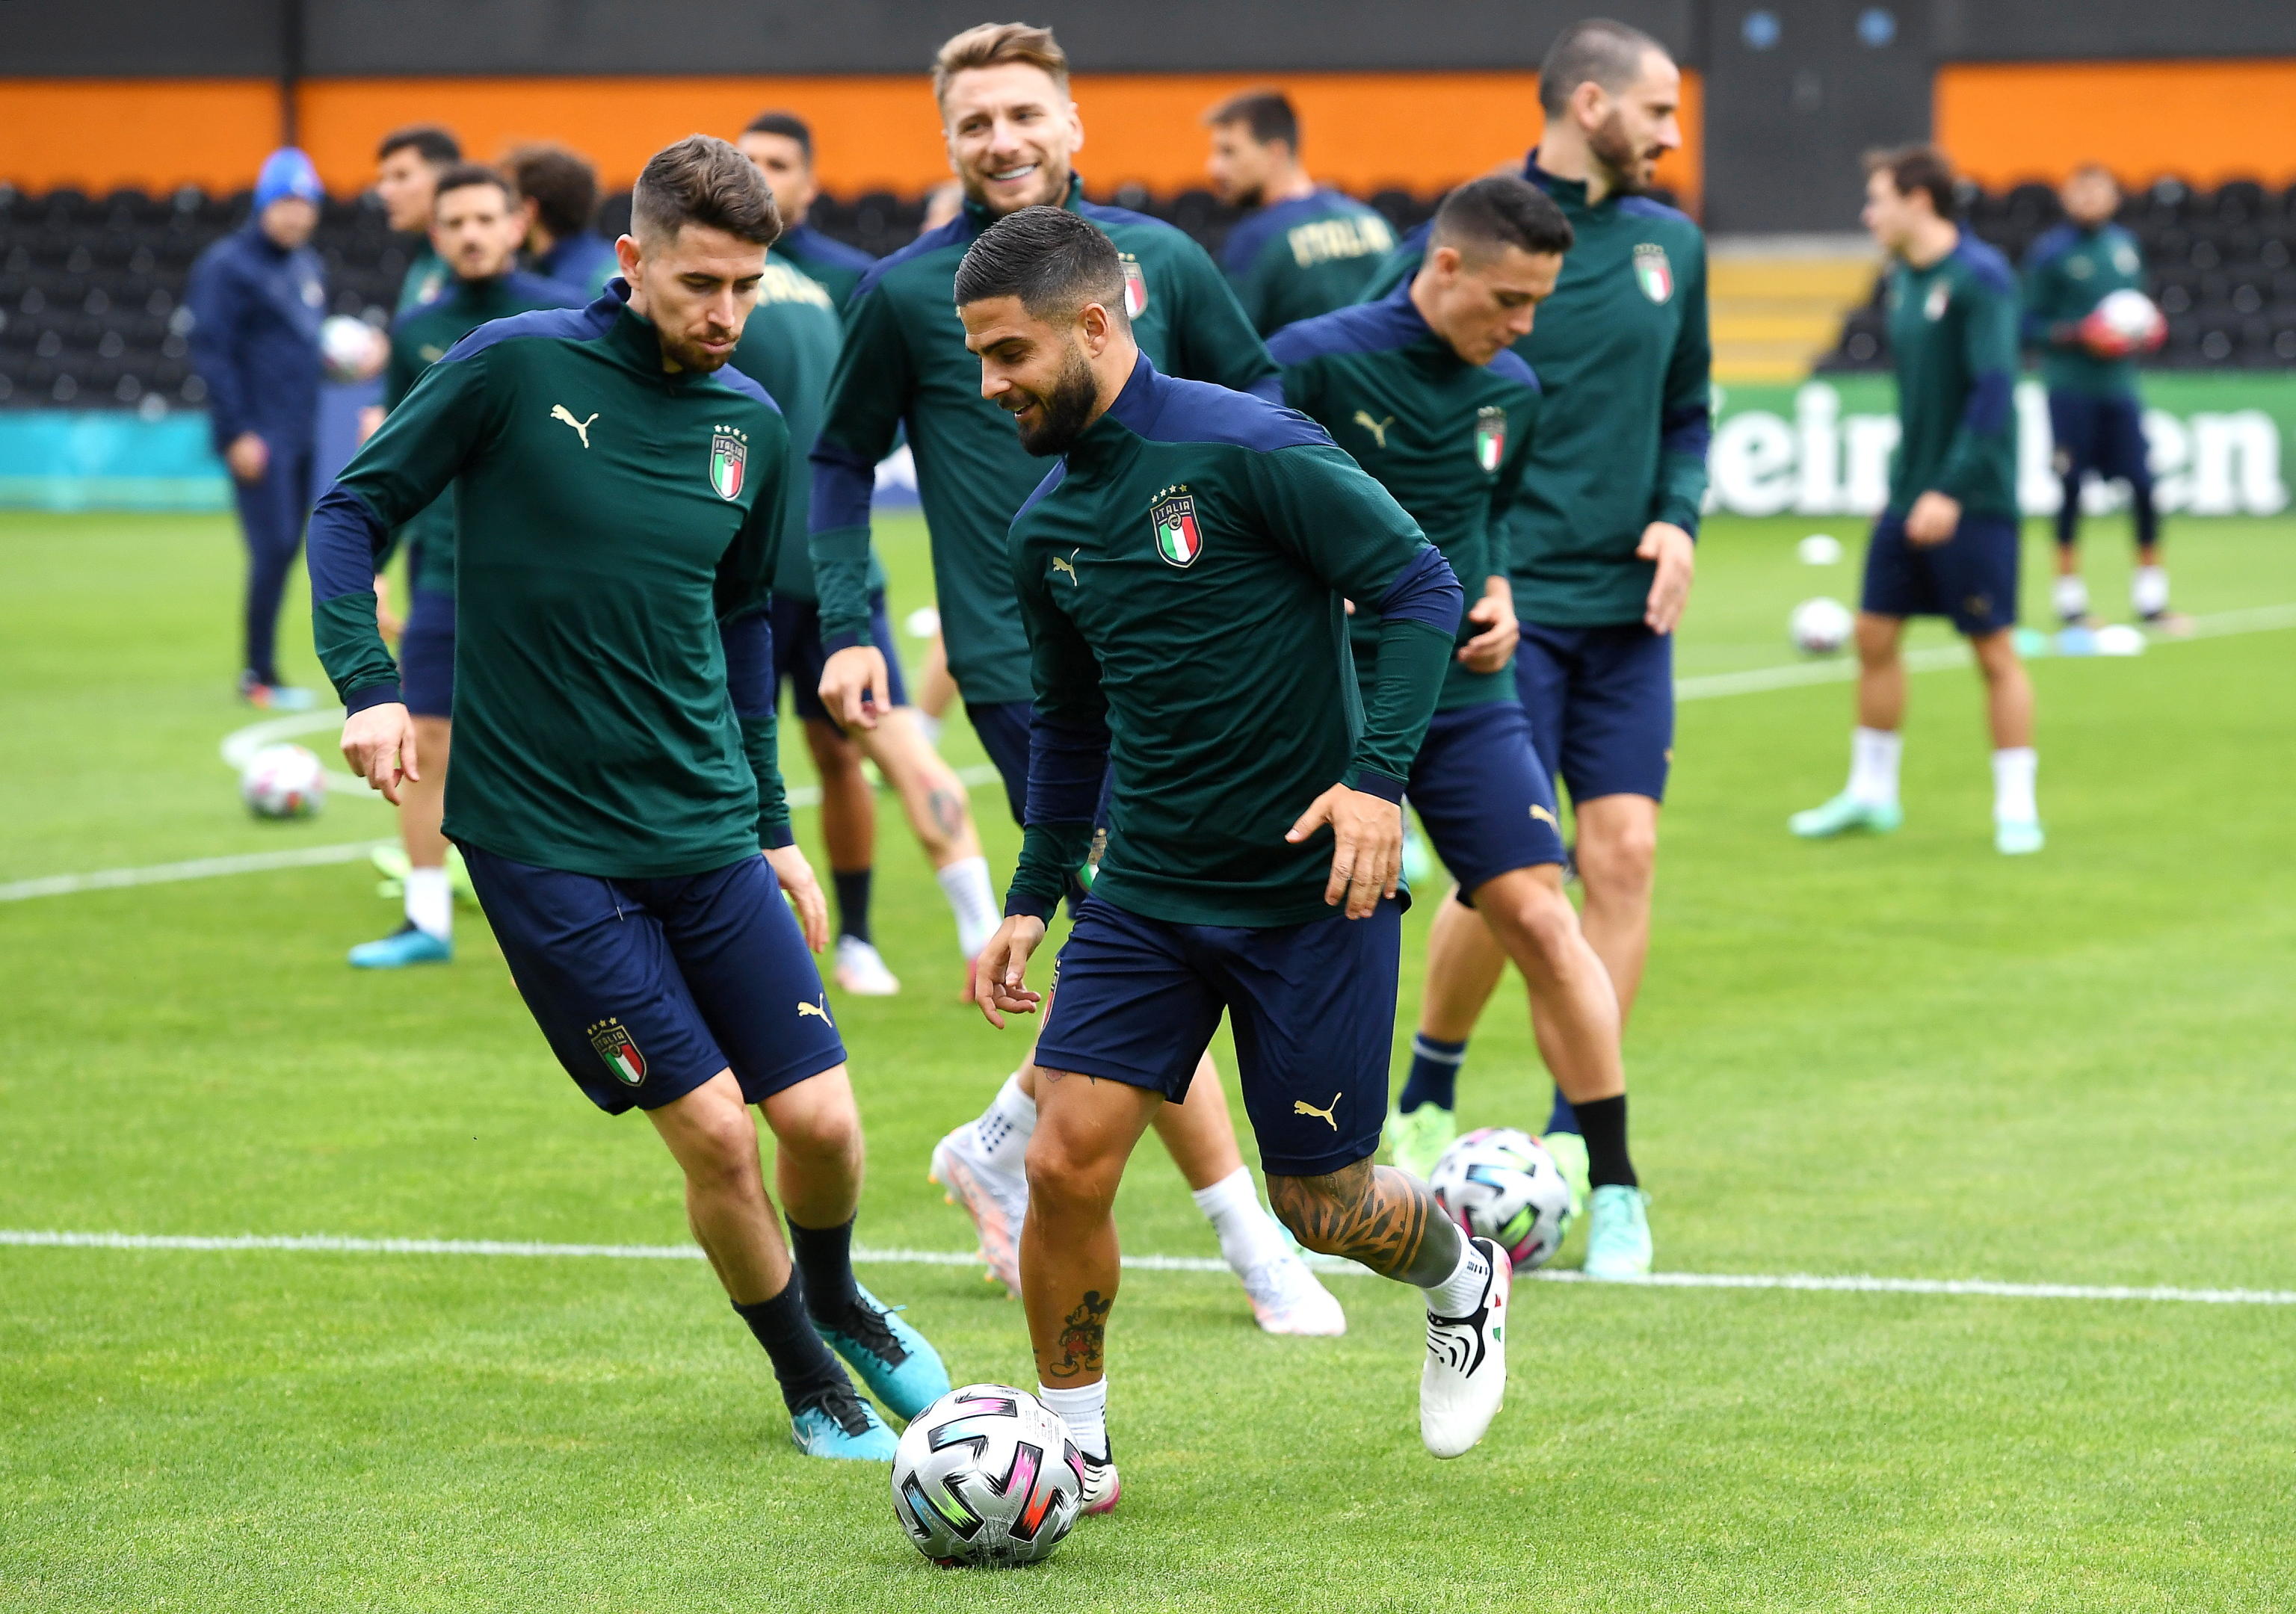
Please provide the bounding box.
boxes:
[1420,1237,1510,1459]
[1239,1246,1347,1336]
[1076,1447,1121,1516]
[928,1122,1027,1294]
[833,935,901,997]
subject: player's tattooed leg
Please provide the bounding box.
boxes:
[1046,1289,1113,1381]
[1267,1159,1463,1286]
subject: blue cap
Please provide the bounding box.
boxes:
[254,147,325,210]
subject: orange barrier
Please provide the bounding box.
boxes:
[0,80,283,195]
[1937,60,2296,191]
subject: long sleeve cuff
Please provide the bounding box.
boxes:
[1007,820,1095,920]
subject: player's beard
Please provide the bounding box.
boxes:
[1588,111,1661,197]
[1009,343,1099,456]
[658,322,738,374]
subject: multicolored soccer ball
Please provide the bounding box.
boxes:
[319,315,386,383]
[892,1385,1084,1568]
[1790,596,1854,656]
[2084,288,2167,356]
[1429,1127,1574,1271]
[239,743,326,819]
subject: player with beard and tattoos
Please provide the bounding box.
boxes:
[1359,19,1709,1281]
[960,207,1506,1501]
[809,22,1345,1340]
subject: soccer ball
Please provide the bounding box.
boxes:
[240,743,326,819]
[320,315,386,383]
[1790,596,1854,656]
[1428,1127,1574,1272]
[2083,289,2167,356]
[892,1385,1084,1568]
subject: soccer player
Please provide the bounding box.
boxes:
[373,126,461,313]
[735,113,879,312]
[2023,164,2173,628]
[722,240,1002,996]
[508,143,619,298]
[1356,19,1705,1277]
[309,136,948,1460]
[185,146,328,711]
[960,207,1504,1494]
[1270,173,1641,1265]
[809,22,1341,1335]
[1203,87,1395,336]
[1793,146,2040,856]
[348,164,586,969]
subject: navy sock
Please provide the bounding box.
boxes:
[731,1278,851,1415]
[2055,473,2081,548]
[831,868,872,944]
[1398,1034,1466,1114]
[1544,1088,1581,1136]
[2132,482,2159,550]
[786,1215,861,1323]
[1573,1093,1637,1189]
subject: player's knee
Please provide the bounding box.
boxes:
[1496,879,1581,977]
[680,1108,765,1197]
[1265,1171,1364,1255]
[1022,1133,1118,1224]
[1580,823,1656,894]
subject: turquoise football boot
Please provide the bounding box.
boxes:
[789,1390,898,1461]
[348,922,451,969]
[1995,817,2046,856]
[814,1285,950,1421]
[1582,1185,1653,1280]
[1789,792,1903,838]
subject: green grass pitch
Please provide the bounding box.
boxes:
[3,507,2293,1611]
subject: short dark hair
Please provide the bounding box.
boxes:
[953,204,1123,324]
[1538,19,1669,117]
[1865,144,1957,220]
[507,143,599,238]
[1203,88,1299,152]
[1431,174,1575,259]
[741,111,813,162]
[377,125,460,167]
[631,134,782,246]
[431,161,515,211]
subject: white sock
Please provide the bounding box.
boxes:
[1420,1237,1493,1317]
[916,713,943,749]
[1189,1166,1289,1278]
[936,855,1000,959]
[2052,573,2090,621]
[972,1072,1036,1175]
[1038,1379,1108,1459]
[1847,726,1902,808]
[1993,747,2038,824]
[2132,565,2169,618]
[404,865,452,940]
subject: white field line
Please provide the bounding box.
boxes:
[4,1229,2291,1307]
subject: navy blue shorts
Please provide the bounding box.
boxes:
[772,590,908,730]
[1033,896,1402,1177]
[461,847,846,1116]
[2048,389,2152,493]
[1513,622,1674,805]
[1410,701,1567,900]
[399,586,455,720]
[1862,512,2022,637]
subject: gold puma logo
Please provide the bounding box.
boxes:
[1293,1092,1341,1131]
[1051,551,1079,584]
[1531,804,1558,828]
[551,404,599,448]
[797,996,832,1022]
[1353,410,1395,449]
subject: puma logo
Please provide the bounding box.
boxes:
[1353,410,1395,449]
[797,995,832,1022]
[1293,1092,1341,1131]
[1051,551,1079,584]
[551,404,599,448]
[1531,804,1558,828]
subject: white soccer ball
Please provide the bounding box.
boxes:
[1790,596,1854,656]
[2093,288,2167,352]
[2093,622,2148,657]
[240,743,326,819]
[1428,1126,1574,1272]
[1797,533,1843,566]
[320,315,386,383]
[892,1384,1084,1568]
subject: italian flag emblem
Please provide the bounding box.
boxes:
[1120,255,1149,318]
[709,428,747,501]
[1474,407,1507,472]
[1632,243,1673,304]
[587,1018,647,1086]
[1150,491,1203,567]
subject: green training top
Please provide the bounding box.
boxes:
[395,244,450,315]
[1883,235,2021,519]
[307,285,798,877]
[1005,354,1461,929]
[809,176,1280,706]
[772,223,878,314]
[1361,156,1712,628]
[2021,221,2147,398]
[382,269,586,596]
[1218,188,1398,338]
[1269,279,1540,711]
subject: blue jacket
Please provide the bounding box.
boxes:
[531,230,620,299]
[185,220,327,453]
